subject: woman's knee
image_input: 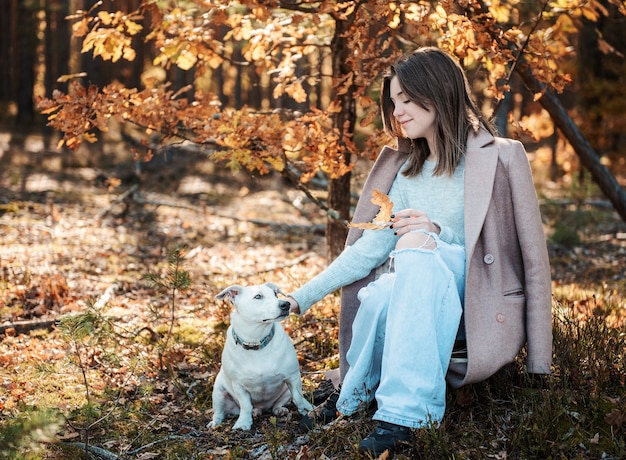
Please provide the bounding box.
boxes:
[357,284,392,318]
[395,231,437,251]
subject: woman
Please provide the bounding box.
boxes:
[287,47,552,456]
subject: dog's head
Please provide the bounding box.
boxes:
[216,283,290,324]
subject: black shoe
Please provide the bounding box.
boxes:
[357,421,412,456]
[299,386,341,431]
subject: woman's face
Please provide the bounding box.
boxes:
[389,76,436,143]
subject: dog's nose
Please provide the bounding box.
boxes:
[279,300,290,314]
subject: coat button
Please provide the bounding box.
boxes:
[483,254,495,264]
[496,313,505,323]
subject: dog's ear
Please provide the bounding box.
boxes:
[216,285,243,302]
[264,282,285,296]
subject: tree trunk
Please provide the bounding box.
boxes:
[0,0,15,105]
[326,15,357,262]
[515,62,626,222]
[16,0,37,125]
[45,0,70,97]
[327,173,352,261]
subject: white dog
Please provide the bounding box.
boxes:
[209,282,313,430]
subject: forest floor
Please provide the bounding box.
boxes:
[0,134,625,459]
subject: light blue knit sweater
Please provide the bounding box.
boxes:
[292,159,465,314]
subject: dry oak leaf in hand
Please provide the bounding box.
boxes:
[348,189,394,230]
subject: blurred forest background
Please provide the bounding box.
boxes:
[2,0,626,241]
[0,1,625,459]
[2,0,626,227]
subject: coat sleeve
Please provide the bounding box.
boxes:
[508,140,553,374]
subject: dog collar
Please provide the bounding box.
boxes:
[232,324,275,350]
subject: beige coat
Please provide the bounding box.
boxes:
[340,128,552,388]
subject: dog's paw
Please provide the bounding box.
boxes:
[232,417,253,431]
[272,406,289,417]
[207,419,221,429]
[296,401,314,414]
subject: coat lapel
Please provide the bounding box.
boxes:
[464,129,498,265]
[347,128,498,255]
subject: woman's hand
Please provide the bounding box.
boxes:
[287,296,301,315]
[389,209,440,236]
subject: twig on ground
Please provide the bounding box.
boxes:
[0,318,57,336]
[0,283,120,337]
[60,442,119,460]
[212,212,325,234]
[97,184,139,219]
[97,184,195,219]
[125,435,188,456]
[60,436,189,459]
[132,193,196,211]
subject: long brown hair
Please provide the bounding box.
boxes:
[381,47,495,177]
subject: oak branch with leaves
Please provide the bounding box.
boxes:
[37,0,626,258]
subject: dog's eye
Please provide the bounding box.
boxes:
[254,294,263,300]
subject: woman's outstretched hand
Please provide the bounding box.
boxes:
[389,209,440,236]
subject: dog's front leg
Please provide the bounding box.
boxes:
[286,376,314,415]
[230,384,254,430]
[208,373,228,428]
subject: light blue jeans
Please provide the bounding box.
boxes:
[336,233,465,428]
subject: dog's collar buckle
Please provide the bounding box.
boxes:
[232,324,275,350]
